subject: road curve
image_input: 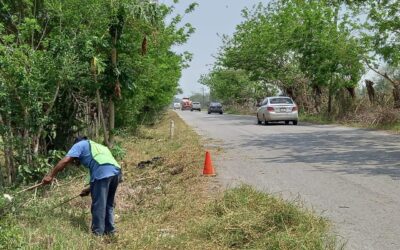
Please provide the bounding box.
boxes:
[177,110,400,250]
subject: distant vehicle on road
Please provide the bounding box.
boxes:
[208,102,223,114]
[256,96,298,125]
[173,102,181,110]
[180,97,192,111]
[191,102,201,112]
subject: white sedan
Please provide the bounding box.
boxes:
[256,96,298,125]
[173,102,181,110]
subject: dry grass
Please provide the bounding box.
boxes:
[0,111,209,249]
[1,111,336,249]
[301,103,400,134]
[342,105,400,128]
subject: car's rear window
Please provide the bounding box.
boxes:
[269,98,293,104]
[210,103,221,106]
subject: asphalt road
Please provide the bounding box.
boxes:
[177,110,400,250]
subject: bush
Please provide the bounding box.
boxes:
[0,216,25,249]
[110,142,126,161]
[17,150,65,184]
[343,105,400,127]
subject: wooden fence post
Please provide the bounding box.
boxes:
[170,120,175,140]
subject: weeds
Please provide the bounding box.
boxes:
[300,107,400,133]
[0,215,24,249]
[0,111,336,249]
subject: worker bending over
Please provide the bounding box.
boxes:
[42,136,122,236]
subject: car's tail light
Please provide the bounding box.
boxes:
[292,106,298,111]
[267,107,274,111]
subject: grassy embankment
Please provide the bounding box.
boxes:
[300,113,400,134]
[1,111,336,249]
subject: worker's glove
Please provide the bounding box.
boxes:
[41,175,53,185]
[79,188,90,197]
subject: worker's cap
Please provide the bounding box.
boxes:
[74,136,88,144]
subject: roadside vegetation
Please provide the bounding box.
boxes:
[199,0,400,131]
[0,112,336,249]
[0,0,196,187]
[2,0,386,248]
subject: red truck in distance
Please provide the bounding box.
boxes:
[180,97,192,111]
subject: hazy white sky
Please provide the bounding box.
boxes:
[160,0,266,97]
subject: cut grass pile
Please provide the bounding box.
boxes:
[194,186,336,249]
[0,111,336,249]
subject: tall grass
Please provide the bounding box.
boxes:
[0,111,336,249]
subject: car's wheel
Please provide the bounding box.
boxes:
[208,111,211,114]
[293,120,298,125]
[285,121,289,125]
[220,111,223,114]
[199,109,201,112]
[263,115,269,125]
[257,114,262,125]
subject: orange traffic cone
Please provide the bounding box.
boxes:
[203,151,216,176]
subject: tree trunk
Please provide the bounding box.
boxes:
[313,86,322,113]
[1,111,18,185]
[2,127,16,185]
[2,114,17,184]
[365,79,375,104]
[95,112,99,139]
[5,144,16,185]
[393,83,400,109]
[96,90,110,147]
[364,61,400,108]
[328,88,333,114]
[141,36,147,56]
[85,102,90,136]
[283,86,294,99]
[108,8,125,146]
[91,57,110,147]
[346,87,356,99]
[109,99,115,147]
[0,157,3,187]
[33,82,60,155]
[3,143,11,185]
[110,31,118,146]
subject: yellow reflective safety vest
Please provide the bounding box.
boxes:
[89,140,121,169]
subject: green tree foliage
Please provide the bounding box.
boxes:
[200,68,277,105]
[205,0,365,113]
[363,0,400,107]
[0,0,195,185]
[288,0,364,111]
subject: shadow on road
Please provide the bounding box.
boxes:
[201,114,255,125]
[201,114,293,126]
[187,113,400,180]
[239,128,400,180]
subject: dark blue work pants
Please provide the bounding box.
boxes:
[90,174,121,235]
